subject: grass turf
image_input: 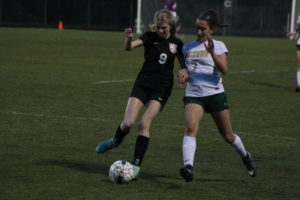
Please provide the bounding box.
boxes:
[0,27,299,200]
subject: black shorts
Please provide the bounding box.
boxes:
[130,84,172,107]
[297,44,300,51]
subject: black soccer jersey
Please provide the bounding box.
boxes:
[134,31,186,90]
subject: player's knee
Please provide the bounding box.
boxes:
[138,120,151,132]
[185,125,198,136]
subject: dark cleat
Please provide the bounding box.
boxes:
[179,164,193,182]
[242,152,257,177]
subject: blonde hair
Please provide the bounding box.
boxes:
[150,9,177,36]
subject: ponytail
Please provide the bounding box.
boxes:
[198,10,228,30]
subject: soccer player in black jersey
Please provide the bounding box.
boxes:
[96,9,188,179]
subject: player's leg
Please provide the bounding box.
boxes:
[211,109,256,177]
[131,100,162,179]
[96,97,144,153]
[296,50,300,92]
[118,97,144,142]
[135,100,162,164]
[137,100,162,137]
[211,109,235,143]
[180,103,204,182]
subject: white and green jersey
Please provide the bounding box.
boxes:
[183,39,228,97]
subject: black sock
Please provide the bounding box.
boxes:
[114,125,129,145]
[132,135,149,166]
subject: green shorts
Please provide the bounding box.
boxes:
[183,92,229,113]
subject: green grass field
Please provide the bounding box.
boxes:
[0,27,299,200]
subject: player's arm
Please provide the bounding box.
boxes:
[177,54,187,69]
[124,28,143,51]
[204,34,228,75]
[210,53,228,75]
[177,57,188,84]
[177,43,189,84]
[287,24,300,37]
[287,32,296,37]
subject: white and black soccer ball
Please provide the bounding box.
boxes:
[109,160,134,184]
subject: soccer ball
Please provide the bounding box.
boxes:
[109,160,134,184]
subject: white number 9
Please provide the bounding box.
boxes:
[159,53,167,64]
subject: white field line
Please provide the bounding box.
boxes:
[228,69,292,74]
[1,110,298,141]
[93,69,292,84]
[0,111,113,123]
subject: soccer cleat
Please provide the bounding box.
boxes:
[132,165,140,180]
[95,137,118,153]
[242,152,257,177]
[179,164,193,182]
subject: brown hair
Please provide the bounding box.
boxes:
[150,9,177,36]
[198,10,228,30]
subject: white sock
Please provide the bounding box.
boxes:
[297,71,300,87]
[182,136,196,166]
[231,134,247,157]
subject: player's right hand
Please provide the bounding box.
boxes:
[204,33,214,53]
[124,28,133,38]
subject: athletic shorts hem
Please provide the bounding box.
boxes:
[183,93,229,113]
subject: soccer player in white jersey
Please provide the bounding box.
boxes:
[287,15,300,92]
[177,10,256,182]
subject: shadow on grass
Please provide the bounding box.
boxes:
[35,159,240,190]
[35,159,109,175]
[141,171,240,190]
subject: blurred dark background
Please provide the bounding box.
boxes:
[0,0,294,37]
[0,0,137,30]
